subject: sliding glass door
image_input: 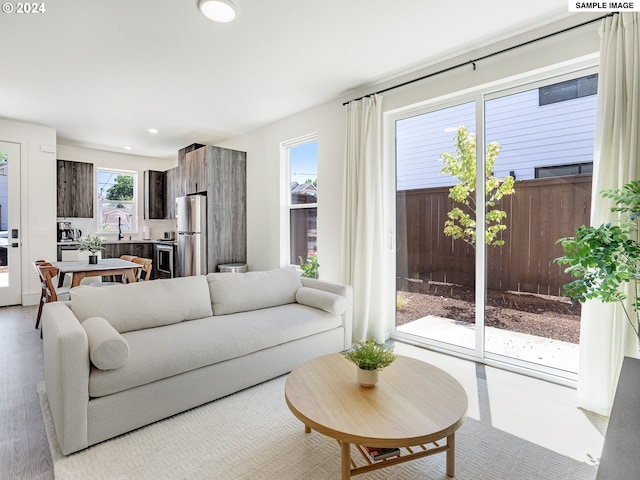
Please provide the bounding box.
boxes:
[395,101,477,353]
[393,67,597,379]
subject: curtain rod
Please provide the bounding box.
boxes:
[343,13,615,106]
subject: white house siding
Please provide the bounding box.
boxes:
[396,85,597,191]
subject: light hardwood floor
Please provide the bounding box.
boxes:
[0,305,53,479]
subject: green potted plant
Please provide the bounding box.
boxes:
[78,233,105,264]
[299,255,319,279]
[555,180,640,344]
[343,337,396,387]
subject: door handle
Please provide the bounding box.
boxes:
[10,228,18,247]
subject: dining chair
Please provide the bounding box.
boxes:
[130,257,152,282]
[35,261,70,334]
[111,255,139,283]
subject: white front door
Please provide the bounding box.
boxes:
[0,141,22,306]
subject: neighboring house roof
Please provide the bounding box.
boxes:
[291,182,317,197]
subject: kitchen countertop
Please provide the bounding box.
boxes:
[57,239,177,246]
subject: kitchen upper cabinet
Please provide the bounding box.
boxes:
[184,147,208,195]
[57,159,93,218]
[175,143,205,198]
[144,170,166,219]
[165,167,178,219]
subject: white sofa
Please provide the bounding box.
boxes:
[42,267,352,455]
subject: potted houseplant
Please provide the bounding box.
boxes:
[299,255,319,279]
[78,233,105,264]
[555,180,640,344]
[343,337,396,387]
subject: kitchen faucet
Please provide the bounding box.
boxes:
[118,217,124,240]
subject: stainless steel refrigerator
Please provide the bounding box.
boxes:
[176,195,207,276]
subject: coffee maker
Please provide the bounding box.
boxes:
[58,222,81,242]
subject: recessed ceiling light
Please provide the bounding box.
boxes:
[147,128,159,134]
[198,0,237,23]
[123,145,134,150]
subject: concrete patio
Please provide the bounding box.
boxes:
[397,315,579,373]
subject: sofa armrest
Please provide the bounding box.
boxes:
[42,301,90,455]
[301,277,353,350]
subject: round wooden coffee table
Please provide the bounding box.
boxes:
[285,353,468,479]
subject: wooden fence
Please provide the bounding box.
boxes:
[396,175,592,296]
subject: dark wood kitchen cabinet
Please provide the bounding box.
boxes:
[103,242,155,279]
[144,170,166,219]
[57,159,94,218]
[183,146,208,195]
[164,167,179,219]
[207,146,246,271]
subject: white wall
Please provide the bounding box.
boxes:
[56,145,177,241]
[220,101,345,279]
[0,117,57,305]
[219,15,601,284]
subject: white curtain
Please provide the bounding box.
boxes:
[341,95,387,343]
[578,13,640,416]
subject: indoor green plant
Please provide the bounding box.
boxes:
[78,233,105,264]
[555,181,640,343]
[299,255,319,279]
[343,337,396,387]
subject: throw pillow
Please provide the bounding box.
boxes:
[207,266,303,315]
[82,316,130,370]
[296,287,347,315]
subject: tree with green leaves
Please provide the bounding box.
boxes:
[555,181,640,342]
[439,126,515,248]
[106,175,134,201]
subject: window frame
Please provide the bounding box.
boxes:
[280,133,318,267]
[96,167,138,235]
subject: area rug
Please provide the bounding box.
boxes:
[38,376,596,480]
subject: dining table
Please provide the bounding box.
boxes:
[52,258,142,288]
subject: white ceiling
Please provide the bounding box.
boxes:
[1,0,579,160]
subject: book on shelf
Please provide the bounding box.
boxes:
[363,446,401,462]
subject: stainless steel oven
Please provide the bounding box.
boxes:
[155,242,175,278]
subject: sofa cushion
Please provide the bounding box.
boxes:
[88,304,342,397]
[296,287,346,315]
[82,316,130,370]
[71,276,213,333]
[207,267,302,315]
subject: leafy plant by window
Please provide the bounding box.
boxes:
[555,181,640,342]
[439,126,515,248]
[299,255,319,279]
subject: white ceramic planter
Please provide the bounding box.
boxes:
[357,368,379,387]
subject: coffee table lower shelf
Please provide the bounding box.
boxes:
[336,435,455,478]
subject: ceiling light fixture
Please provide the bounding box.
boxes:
[123,145,133,151]
[147,128,159,134]
[198,0,237,23]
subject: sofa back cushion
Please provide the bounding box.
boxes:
[71,275,213,333]
[207,267,302,315]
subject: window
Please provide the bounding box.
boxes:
[538,73,597,105]
[535,162,593,178]
[283,135,318,265]
[97,168,137,234]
